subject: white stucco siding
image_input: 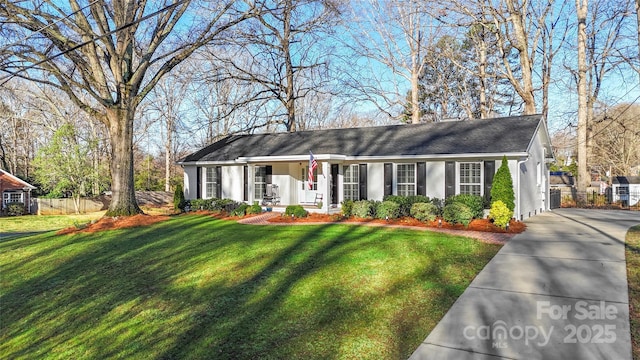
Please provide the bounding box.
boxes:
[367,162,384,201]
[221,165,244,202]
[426,161,445,200]
[183,165,198,200]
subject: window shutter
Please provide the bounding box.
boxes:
[417,162,426,196]
[359,164,368,200]
[484,160,495,205]
[196,167,202,199]
[384,163,393,196]
[445,161,455,199]
[216,166,222,198]
[243,165,248,201]
[266,165,272,184]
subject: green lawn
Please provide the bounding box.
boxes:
[0,214,501,359]
[625,224,640,359]
[0,212,105,233]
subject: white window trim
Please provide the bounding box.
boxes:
[301,166,318,191]
[395,163,416,196]
[3,191,24,208]
[255,165,267,200]
[457,162,483,196]
[205,167,218,199]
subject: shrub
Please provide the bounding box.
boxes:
[232,203,249,217]
[489,200,512,229]
[442,202,473,227]
[429,198,444,216]
[383,195,430,217]
[445,194,484,219]
[6,202,25,216]
[352,200,375,218]
[410,202,439,222]
[376,201,400,219]
[284,205,308,218]
[247,203,262,215]
[341,200,354,217]
[173,183,186,211]
[491,156,515,212]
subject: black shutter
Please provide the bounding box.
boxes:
[384,163,393,197]
[243,165,248,201]
[445,161,455,199]
[359,164,368,200]
[484,160,495,206]
[216,166,222,198]
[266,165,272,184]
[417,162,426,196]
[196,167,202,199]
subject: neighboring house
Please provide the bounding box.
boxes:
[0,169,36,214]
[611,176,640,206]
[179,115,554,220]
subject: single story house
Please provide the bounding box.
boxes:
[179,114,554,220]
[611,176,640,206]
[0,169,36,214]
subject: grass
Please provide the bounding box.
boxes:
[0,212,105,234]
[626,224,640,359]
[0,214,501,359]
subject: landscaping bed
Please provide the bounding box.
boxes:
[268,213,526,233]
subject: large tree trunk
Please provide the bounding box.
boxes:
[576,0,589,202]
[106,108,142,216]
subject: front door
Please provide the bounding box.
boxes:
[331,164,339,205]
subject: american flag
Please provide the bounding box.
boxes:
[308,151,317,190]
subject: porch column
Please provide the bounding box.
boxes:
[322,161,329,213]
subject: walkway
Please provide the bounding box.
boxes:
[237,212,514,244]
[409,208,640,360]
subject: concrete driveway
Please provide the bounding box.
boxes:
[410,208,640,360]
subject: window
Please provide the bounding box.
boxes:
[255,166,267,199]
[2,191,23,208]
[396,164,415,196]
[205,167,219,198]
[617,186,628,195]
[301,166,317,190]
[459,162,482,195]
[343,164,359,201]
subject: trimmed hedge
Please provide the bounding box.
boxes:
[352,200,375,218]
[489,200,512,229]
[383,195,430,217]
[445,194,484,219]
[6,202,25,216]
[284,205,308,218]
[188,198,239,212]
[410,202,439,222]
[443,202,474,227]
[341,200,354,217]
[376,201,400,219]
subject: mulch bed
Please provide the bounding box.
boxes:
[268,213,526,234]
[57,214,171,235]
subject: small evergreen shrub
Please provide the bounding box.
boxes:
[443,202,473,227]
[232,203,249,217]
[185,198,239,212]
[491,156,515,212]
[383,195,430,217]
[376,201,400,219]
[352,200,374,218]
[247,203,262,214]
[6,202,25,216]
[410,202,439,222]
[445,194,485,219]
[489,200,512,229]
[284,205,308,218]
[429,198,444,216]
[341,200,354,217]
[173,183,186,211]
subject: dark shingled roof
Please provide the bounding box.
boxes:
[613,176,640,185]
[181,115,543,163]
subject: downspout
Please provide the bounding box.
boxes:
[517,157,527,221]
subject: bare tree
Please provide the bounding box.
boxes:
[576,0,589,196]
[342,0,440,123]
[0,1,255,215]
[591,103,640,177]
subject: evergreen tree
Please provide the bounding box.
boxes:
[491,156,515,212]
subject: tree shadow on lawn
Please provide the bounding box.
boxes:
[0,214,499,359]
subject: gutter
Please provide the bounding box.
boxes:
[517,157,527,221]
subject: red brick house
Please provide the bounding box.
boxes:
[0,169,36,214]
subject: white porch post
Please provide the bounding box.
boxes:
[322,161,329,213]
